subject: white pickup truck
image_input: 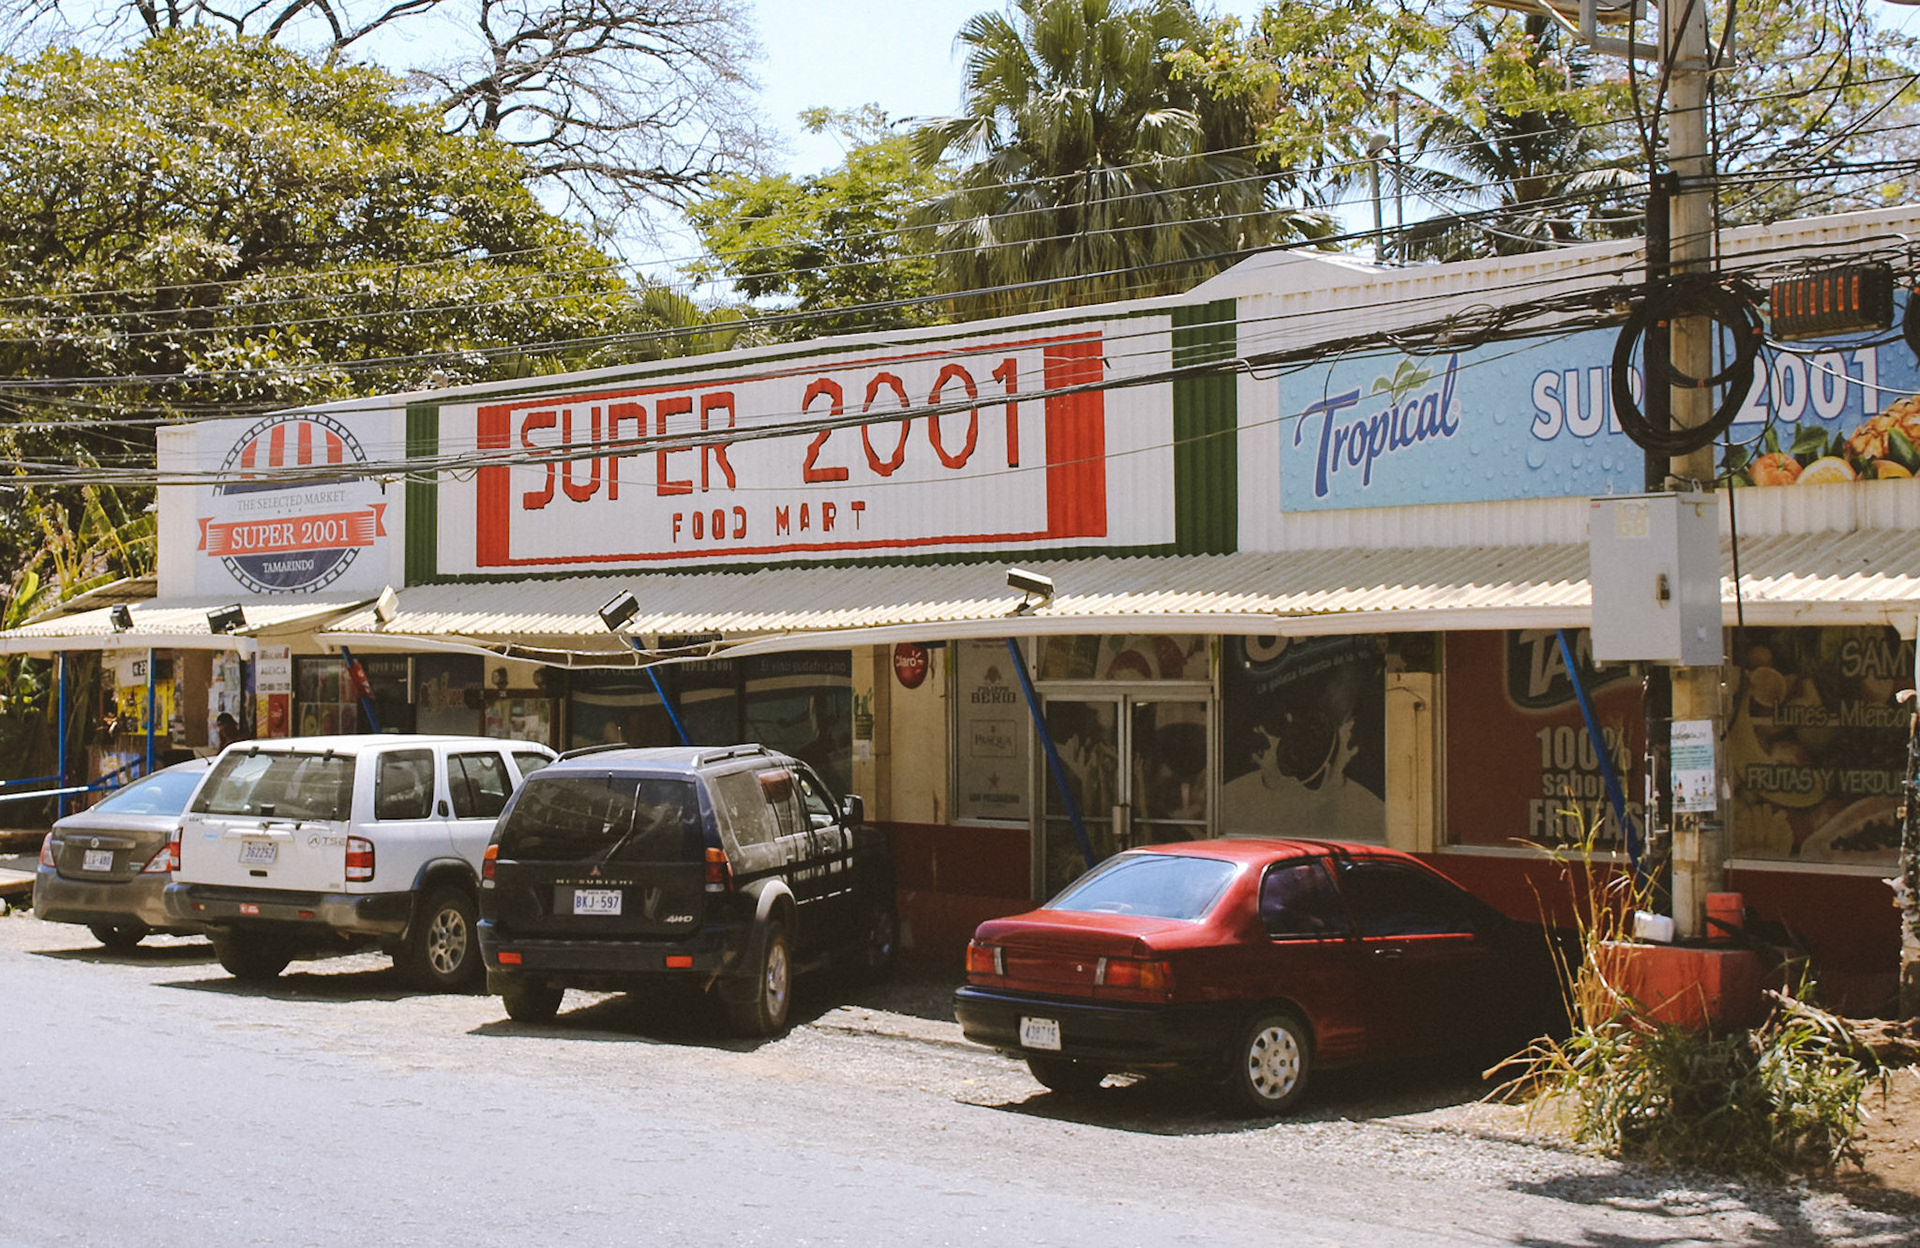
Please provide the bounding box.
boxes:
[166,734,555,988]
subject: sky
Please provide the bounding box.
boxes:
[749,0,1920,177]
[751,0,1271,176]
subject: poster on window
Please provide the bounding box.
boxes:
[1727,626,1912,866]
[1219,635,1386,839]
[954,638,1030,822]
[1444,630,1644,850]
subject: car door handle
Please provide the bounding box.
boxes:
[1372,946,1404,960]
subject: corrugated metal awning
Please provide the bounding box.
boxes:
[0,594,374,656]
[303,529,1920,667]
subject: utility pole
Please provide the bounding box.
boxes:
[1662,0,1724,940]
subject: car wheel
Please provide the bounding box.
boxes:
[500,980,565,1023]
[855,900,898,980]
[211,932,291,982]
[725,920,792,1037]
[1224,1010,1312,1116]
[1026,1055,1105,1095]
[401,886,481,991]
[88,922,149,951]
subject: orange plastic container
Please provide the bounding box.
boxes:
[1705,892,1745,944]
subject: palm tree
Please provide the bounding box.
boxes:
[1397,13,1640,261]
[912,0,1321,316]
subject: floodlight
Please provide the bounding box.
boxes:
[599,591,640,633]
[206,604,246,635]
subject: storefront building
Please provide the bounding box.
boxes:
[8,206,1920,1009]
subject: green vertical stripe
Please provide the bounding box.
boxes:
[405,403,439,584]
[1172,299,1238,555]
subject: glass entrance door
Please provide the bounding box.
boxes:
[1038,694,1210,897]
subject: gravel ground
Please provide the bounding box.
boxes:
[3,906,1917,1246]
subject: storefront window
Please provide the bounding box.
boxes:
[294,654,413,736]
[414,655,482,736]
[952,637,1031,822]
[1035,635,1208,682]
[566,653,854,793]
[1219,635,1387,841]
[1728,625,1912,867]
[1444,630,1643,852]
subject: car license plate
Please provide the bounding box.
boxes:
[1020,1016,1062,1051]
[238,840,278,866]
[82,848,114,872]
[572,888,622,916]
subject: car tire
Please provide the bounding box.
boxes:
[1026,1055,1105,1095]
[1223,1010,1312,1116]
[211,932,292,982]
[88,922,149,951]
[854,899,898,981]
[401,886,482,991]
[500,980,565,1023]
[725,920,793,1037]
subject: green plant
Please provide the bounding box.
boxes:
[1504,812,1871,1176]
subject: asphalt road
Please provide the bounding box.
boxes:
[0,910,1913,1248]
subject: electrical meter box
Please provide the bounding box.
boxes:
[1589,493,1722,666]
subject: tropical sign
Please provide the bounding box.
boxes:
[1277,314,1920,510]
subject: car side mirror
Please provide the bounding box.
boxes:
[840,794,864,825]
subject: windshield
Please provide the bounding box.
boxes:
[192,751,356,820]
[1046,853,1238,921]
[496,774,702,863]
[89,766,209,817]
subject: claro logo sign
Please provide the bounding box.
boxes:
[198,414,388,593]
[470,334,1112,569]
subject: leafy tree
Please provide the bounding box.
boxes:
[1,0,768,229]
[912,0,1328,317]
[686,106,952,336]
[1395,11,1640,259]
[1705,0,1920,223]
[0,30,732,583]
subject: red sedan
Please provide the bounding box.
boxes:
[953,839,1566,1115]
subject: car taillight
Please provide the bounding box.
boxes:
[38,833,54,869]
[481,843,498,882]
[142,828,181,874]
[346,835,375,882]
[703,846,732,893]
[965,941,1004,976]
[1095,957,1172,993]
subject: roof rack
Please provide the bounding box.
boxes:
[692,744,771,767]
[558,742,639,761]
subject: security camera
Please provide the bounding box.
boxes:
[1006,568,1054,600]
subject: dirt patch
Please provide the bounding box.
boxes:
[1844,1064,1920,1204]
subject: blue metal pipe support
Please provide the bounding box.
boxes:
[1554,629,1641,880]
[144,648,155,778]
[55,651,68,817]
[337,646,381,733]
[644,665,692,746]
[1004,637,1096,871]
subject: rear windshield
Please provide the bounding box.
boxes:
[1046,853,1238,921]
[90,767,208,817]
[496,774,702,863]
[192,751,356,821]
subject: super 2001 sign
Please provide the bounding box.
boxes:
[198,414,389,594]
[469,334,1115,569]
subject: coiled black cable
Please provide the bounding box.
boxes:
[1610,274,1766,456]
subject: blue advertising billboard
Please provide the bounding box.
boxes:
[1275,318,1920,510]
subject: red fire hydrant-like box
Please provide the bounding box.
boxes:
[1598,942,1767,1031]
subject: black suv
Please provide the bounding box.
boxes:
[477,744,897,1034]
